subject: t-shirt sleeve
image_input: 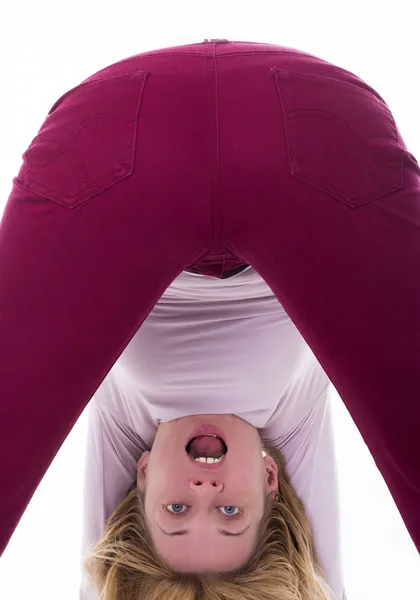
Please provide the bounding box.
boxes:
[264,383,347,600]
[78,396,147,600]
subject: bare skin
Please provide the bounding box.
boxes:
[137,413,279,572]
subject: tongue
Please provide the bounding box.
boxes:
[189,435,225,458]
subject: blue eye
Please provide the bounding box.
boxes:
[221,506,237,516]
[168,504,185,514]
[166,504,242,519]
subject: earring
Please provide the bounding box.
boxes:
[262,450,267,457]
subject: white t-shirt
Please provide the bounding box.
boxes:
[79,266,346,600]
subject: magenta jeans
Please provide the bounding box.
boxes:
[1,39,420,556]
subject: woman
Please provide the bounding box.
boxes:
[79,264,340,599]
[1,39,419,599]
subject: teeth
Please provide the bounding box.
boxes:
[190,454,225,464]
[187,434,226,464]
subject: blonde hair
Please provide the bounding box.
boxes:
[83,441,334,599]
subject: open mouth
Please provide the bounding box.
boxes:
[185,434,228,464]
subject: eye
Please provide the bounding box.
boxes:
[220,506,240,517]
[165,504,243,519]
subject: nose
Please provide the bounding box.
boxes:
[189,479,224,493]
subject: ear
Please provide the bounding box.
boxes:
[137,450,150,493]
[264,455,279,495]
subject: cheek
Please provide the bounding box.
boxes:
[228,461,262,488]
[148,453,187,492]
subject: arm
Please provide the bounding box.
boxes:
[263,383,347,600]
[79,394,147,600]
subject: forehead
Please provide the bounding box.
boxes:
[152,526,258,572]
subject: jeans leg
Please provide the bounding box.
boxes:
[220,49,420,555]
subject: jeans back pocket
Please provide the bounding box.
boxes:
[17,71,149,209]
[272,68,405,209]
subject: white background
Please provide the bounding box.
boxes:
[1,1,419,598]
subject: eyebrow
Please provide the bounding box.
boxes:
[157,523,251,537]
